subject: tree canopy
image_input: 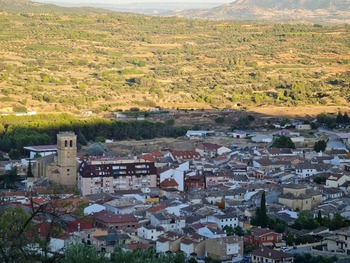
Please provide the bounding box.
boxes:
[271,135,295,149]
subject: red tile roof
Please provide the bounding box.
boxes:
[126,243,153,250]
[169,150,201,159]
[160,178,179,188]
[147,205,167,213]
[251,228,280,237]
[66,219,93,233]
[196,142,221,151]
[93,211,138,223]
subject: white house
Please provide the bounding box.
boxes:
[83,204,106,215]
[166,203,190,216]
[137,225,164,241]
[159,162,190,191]
[231,130,248,139]
[195,142,231,157]
[200,214,239,230]
[197,226,227,239]
[150,212,186,233]
[251,135,273,143]
[180,234,206,258]
[186,130,209,139]
[295,163,331,178]
[296,124,311,130]
[156,231,184,253]
[103,198,144,214]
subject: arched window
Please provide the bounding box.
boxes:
[65,140,68,147]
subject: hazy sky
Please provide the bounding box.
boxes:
[38,0,233,3]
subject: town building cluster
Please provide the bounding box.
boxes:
[2,128,350,262]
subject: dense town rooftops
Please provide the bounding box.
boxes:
[93,211,137,223]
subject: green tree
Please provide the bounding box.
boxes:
[27,160,34,178]
[77,133,88,146]
[87,143,107,156]
[336,111,344,124]
[223,225,234,235]
[343,112,350,124]
[0,206,41,263]
[260,191,268,228]
[251,207,261,227]
[8,149,21,160]
[234,116,250,129]
[330,212,344,230]
[214,116,224,123]
[313,140,327,152]
[233,226,244,236]
[271,135,295,149]
[317,210,323,226]
[292,211,319,230]
[64,243,109,263]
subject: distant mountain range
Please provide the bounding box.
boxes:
[176,0,350,23]
[33,1,227,15]
[1,0,349,23]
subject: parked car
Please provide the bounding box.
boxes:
[280,246,290,252]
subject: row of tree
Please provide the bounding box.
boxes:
[0,114,187,154]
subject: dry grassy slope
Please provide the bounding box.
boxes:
[0,2,349,118]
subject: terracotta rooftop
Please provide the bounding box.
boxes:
[196,142,222,151]
[160,178,179,188]
[93,211,137,223]
[169,150,201,159]
[251,228,279,237]
[147,205,167,213]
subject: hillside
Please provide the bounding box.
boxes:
[0,0,349,116]
[177,0,350,23]
[0,0,106,13]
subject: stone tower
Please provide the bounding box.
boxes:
[56,132,77,186]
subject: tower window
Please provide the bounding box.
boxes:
[65,140,68,147]
[70,140,73,147]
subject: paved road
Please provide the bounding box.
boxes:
[287,246,313,254]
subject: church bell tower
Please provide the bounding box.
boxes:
[57,132,77,186]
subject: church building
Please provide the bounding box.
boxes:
[32,132,77,186]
